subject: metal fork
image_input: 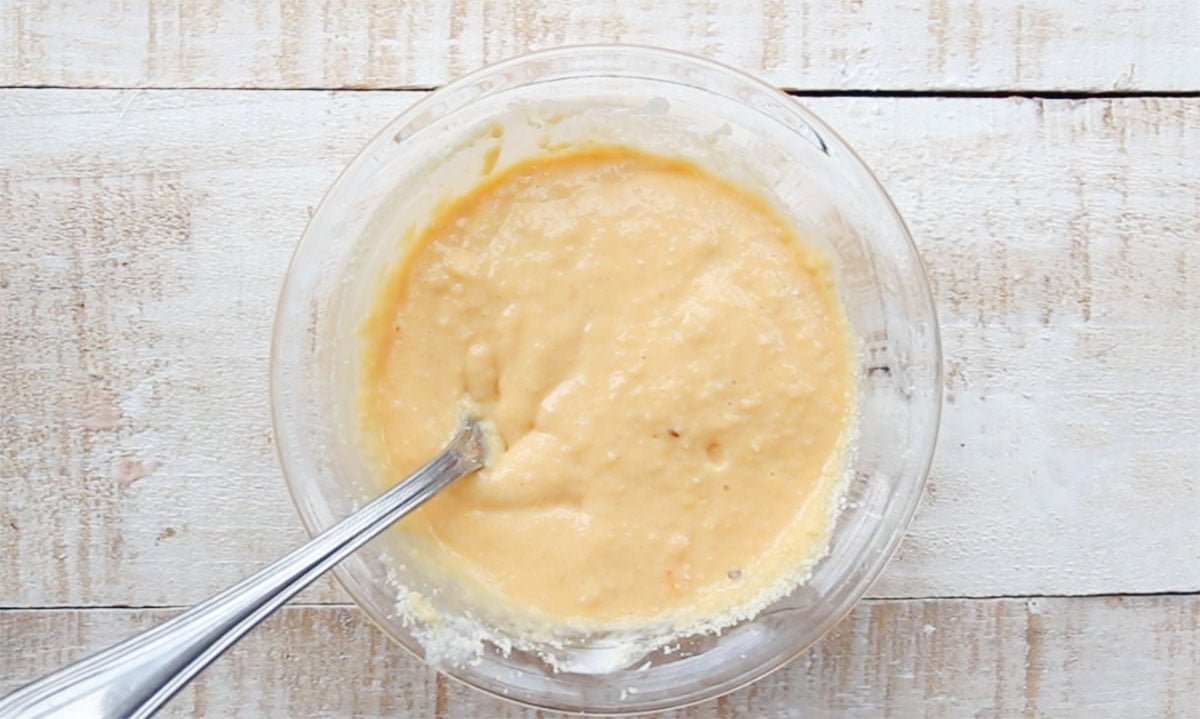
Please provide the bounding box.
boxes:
[0,417,487,719]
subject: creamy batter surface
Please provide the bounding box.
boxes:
[360,147,855,629]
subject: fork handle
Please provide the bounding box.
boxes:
[0,422,484,719]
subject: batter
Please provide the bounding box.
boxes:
[360,147,854,629]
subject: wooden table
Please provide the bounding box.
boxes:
[2,2,1198,716]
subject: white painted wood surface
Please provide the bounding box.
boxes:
[1,1,1198,716]
[3,90,1197,606]
[2,0,1200,92]
[2,597,1199,717]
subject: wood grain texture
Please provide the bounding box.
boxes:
[3,596,1199,717]
[1,90,1198,608]
[2,0,1199,92]
[0,90,423,607]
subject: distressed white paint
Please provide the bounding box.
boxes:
[2,596,1199,717]
[2,91,1197,609]
[1,0,1199,92]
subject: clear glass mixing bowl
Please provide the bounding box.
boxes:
[271,45,941,714]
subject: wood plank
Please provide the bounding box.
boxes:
[0,90,423,607]
[1,90,1198,608]
[2,596,1198,717]
[2,1,1199,92]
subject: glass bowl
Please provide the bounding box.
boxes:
[270,45,941,714]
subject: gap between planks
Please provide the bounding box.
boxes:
[3,84,1200,100]
[5,590,1200,613]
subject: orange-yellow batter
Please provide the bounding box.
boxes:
[360,147,854,629]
